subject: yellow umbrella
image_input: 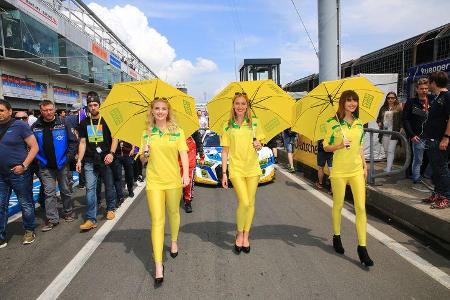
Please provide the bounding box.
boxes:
[292,76,385,141]
[99,79,199,146]
[207,80,295,143]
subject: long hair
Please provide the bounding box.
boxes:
[228,93,252,128]
[382,91,402,112]
[336,90,359,121]
[147,97,178,134]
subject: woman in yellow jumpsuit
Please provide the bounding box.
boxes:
[323,90,374,267]
[141,97,190,285]
[220,92,265,254]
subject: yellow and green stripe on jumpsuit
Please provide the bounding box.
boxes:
[142,127,188,263]
[220,117,265,232]
[323,117,367,246]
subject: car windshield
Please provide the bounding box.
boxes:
[203,134,220,147]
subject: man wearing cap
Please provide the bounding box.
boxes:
[76,91,118,230]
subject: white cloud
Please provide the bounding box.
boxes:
[88,2,218,100]
[343,0,450,37]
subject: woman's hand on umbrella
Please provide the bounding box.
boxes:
[342,138,351,149]
[253,140,262,151]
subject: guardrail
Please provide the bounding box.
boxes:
[364,128,411,185]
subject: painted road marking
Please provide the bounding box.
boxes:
[37,183,145,300]
[276,166,450,290]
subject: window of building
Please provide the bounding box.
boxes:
[65,39,89,77]
[1,11,59,65]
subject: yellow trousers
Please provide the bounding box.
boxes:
[230,176,259,232]
[330,174,367,246]
[146,188,182,263]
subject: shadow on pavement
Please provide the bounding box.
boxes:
[180,221,364,268]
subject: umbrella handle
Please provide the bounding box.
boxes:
[334,113,351,150]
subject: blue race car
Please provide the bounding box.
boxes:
[194,130,275,186]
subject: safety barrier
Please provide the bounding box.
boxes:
[365,128,411,185]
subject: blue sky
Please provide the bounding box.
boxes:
[88,0,450,102]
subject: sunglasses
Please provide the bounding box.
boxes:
[386,96,396,99]
[15,116,28,120]
[235,92,247,96]
[153,97,168,101]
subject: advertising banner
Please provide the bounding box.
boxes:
[1,74,48,100]
[293,136,330,175]
[14,0,59,30]
[109,53,121,70]
[91,42,108,62]
[53,86,79,104]
[128,68,137,79]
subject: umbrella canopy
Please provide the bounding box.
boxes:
[99,79,199,146]
[207,80,295,143]
[292,76,385,141]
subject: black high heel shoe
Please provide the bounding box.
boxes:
[154,265,164,287]
[170,251,178,258]
[333,235,345,254]
[234,244,242,254]
[242,245,251,253]
[357,246,374,267]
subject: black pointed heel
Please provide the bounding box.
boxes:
[242,245,251,253]
[234,244,242,254]
[333,235,345,254]
[154,265,164,287]
[357,246,374,267]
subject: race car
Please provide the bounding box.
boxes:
[194,130,275,186]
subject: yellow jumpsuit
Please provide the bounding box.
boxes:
[142,127,188,263]
[220,118,265,232]
[323,117,367,246]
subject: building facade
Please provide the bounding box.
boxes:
[0,0,157,110]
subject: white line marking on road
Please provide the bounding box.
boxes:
[276,166,450,290]
[37,184,146,300]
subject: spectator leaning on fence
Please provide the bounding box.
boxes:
[421,71,450,209]
[0,100,39,248]
[31,100,78,231]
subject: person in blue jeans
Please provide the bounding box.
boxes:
[422,71,450,209]
[403,78,434,187]
[76,92,118,231]
[0,100,38,248]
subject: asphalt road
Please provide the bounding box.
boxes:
[1,169,449,299]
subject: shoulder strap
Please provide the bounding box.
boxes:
[0,119,15,142]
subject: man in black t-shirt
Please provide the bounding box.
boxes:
[422,71,450,209]
[76,92,118,230]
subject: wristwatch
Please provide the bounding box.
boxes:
[20,163,28,170]
[443,134,450,139]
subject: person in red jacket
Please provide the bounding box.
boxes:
[180,131,204,213]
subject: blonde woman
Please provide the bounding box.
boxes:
[141,97,189,286]
[377,92,403,172]
[220,92,265,254]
